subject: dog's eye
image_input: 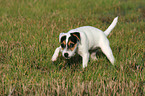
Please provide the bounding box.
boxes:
[61,44,65,48]
[69,43,74,48]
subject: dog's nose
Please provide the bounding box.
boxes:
[64,53,69,58]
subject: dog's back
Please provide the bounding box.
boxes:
[68,17,118,49]
[68,26,106,49]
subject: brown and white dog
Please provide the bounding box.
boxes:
[51,17,118,68]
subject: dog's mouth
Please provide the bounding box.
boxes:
[64,57,71,59]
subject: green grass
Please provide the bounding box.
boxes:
[0,0,145,95]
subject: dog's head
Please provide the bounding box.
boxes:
[59,32,80,59]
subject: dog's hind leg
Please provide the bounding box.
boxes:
[91,51,98,60]
[100,44,115,65]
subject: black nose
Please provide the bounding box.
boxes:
[64,53,69,58]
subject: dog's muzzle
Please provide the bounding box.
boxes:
[63,52,76,59]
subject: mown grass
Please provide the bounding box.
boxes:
[0,0,145,95]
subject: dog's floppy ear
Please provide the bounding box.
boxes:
[70,32,80,41]
[59,33,66,42]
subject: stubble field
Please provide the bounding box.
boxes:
[0,0,145,95]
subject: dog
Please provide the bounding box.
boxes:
[51,17,118,68]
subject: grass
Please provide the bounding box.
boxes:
[0,0,145,95]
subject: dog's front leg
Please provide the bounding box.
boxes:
[51,46,61,61]
[82,53,89,68]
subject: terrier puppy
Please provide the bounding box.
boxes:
[51,17,118,68]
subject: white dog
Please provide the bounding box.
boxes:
[51,17,118,68]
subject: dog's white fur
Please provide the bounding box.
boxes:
[52,17,118,68]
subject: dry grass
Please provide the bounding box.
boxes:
[0,0,145,95]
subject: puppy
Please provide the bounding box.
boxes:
[51,17,118,68]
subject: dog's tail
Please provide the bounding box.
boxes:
[104,16,118,36]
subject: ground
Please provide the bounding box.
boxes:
[0,0,145,95]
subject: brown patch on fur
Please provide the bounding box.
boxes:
[68,41,74,45]
[72,34,80,41]
[68,41,77,51]
[61,40,66,50]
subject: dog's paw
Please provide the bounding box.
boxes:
[91,52,98,61]
[83,65,87,68]
[91,56,98,61]
[51,57,57,62]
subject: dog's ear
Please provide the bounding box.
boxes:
[70,32,80,41]
[59,33,66,42]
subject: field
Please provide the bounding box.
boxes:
[0,0,145,95]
